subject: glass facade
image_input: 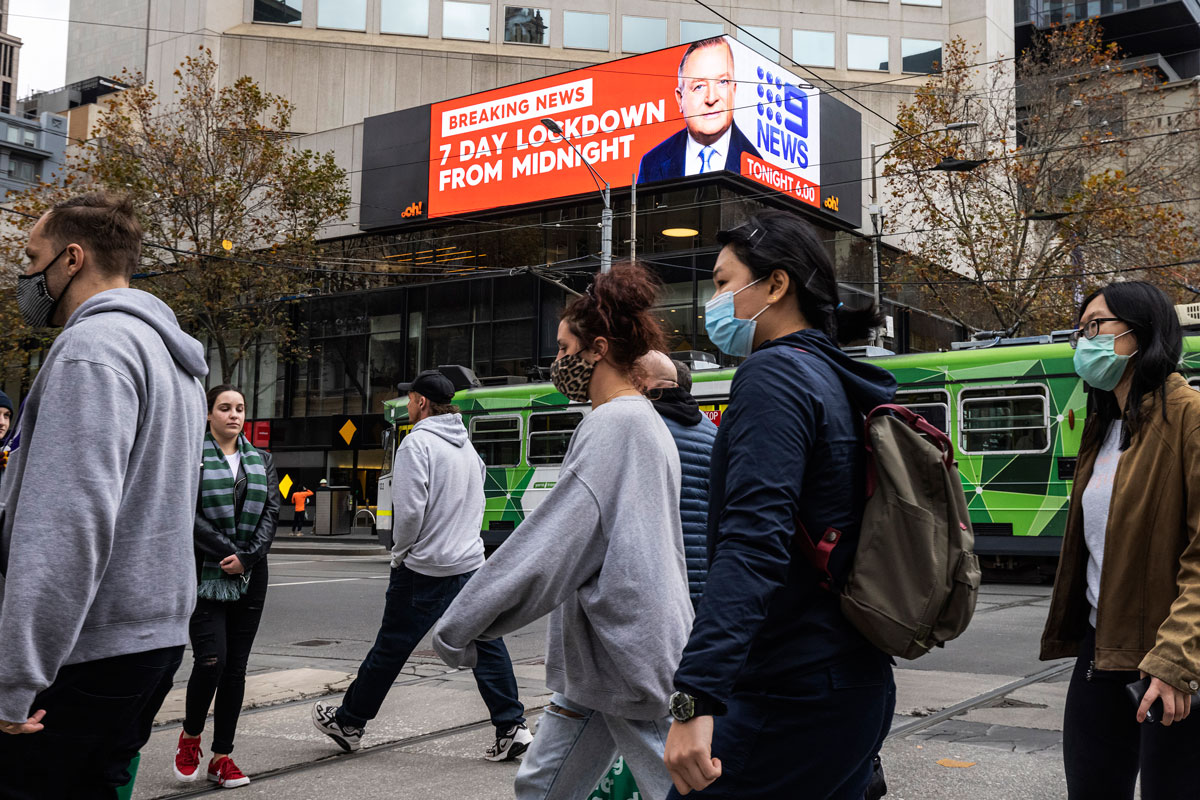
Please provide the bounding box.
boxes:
[1021,0,1173,27]
[681,20,724,43]
[443,1,492,41]
[563,11,609,50]
[253,0,302,25]
[737,25,781,63]
[382,0,429,36]
[848,33,890,71]
[504,7,549,45]
[793,30,836,68]
[317,0,367,30]
[901,38,943,73]
[622,16,667,54]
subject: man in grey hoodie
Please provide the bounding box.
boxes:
[0,193,208,797]
[313,370,530,761]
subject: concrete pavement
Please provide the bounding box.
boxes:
[134,558,1098,799]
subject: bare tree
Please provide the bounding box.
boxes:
[1,47,350,383]
[883,21,1200,336]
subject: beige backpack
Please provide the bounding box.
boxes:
[798,404,981,660]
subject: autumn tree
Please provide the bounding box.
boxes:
[1,47,349,384]
[882,21,1200,336]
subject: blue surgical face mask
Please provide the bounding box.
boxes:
[1073,329,1137,392]
[704,277,769,358]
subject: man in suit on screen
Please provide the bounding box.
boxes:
[638,37,761,184]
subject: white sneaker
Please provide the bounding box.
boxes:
[312,700,364,752]
[485,722,533,762]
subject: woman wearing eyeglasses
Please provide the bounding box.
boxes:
[1041,281,1200,799]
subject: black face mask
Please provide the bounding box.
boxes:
[16,247,72,328]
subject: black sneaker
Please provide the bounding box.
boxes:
[312,700,364,752]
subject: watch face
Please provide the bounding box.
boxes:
[669,691,695,722]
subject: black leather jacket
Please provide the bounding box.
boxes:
[194,449,280,572]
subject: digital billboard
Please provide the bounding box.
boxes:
[361,36,862,230]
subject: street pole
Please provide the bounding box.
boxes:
[869,142,883,348]
[630,176,637,264]
[600,183,612,274]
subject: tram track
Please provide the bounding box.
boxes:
[886,661,1073,740]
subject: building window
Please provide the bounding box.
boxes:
[902,0,943,5]
[22,129,35,147]
[793,30,835,68]
[528,411,584,465]
[848,33,890,71]
[317,0,366,31]
[0,45,12,78]
[443,1,491,40]
[5,124,17,144]
[737,25,780,63]
[252,0,301,25]
[960,385,1050,454]
[901,38,943,73]
[7,156,37,183]
[470,416,522,467]
[382,0,429,36]
[622,16,667,54]
[0,83,10,116]
[563,11,609,51]
[681,20,723,43]
[504,7,549,45]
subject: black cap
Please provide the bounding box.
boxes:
[397,370,456,404]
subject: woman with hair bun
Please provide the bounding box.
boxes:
[434,262,693,800]
[663,208,898,798]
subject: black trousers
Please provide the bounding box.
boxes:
[666,652,896,800]
[0,645,184,800]
[337,564,525,734]
[183,560,269,754]
[1063,626,1200,799]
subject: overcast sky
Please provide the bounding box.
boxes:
[10,0,69,99]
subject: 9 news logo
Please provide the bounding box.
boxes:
[755,66,810,169]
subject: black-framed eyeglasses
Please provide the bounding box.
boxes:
[1068,317,1123,349]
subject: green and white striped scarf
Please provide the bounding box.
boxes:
[198,433,268,601]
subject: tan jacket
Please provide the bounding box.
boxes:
[1041,374,1200,694]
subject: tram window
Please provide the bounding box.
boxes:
[528,411,584,465]
[960,385,1049,454]
[895,389,950,434]
[470,416,522,467]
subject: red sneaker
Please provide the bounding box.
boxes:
[208,756,251,788]
[172,733,203,782]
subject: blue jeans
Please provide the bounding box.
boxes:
[515,693,673,800]
[667,653,895,800]
[337,564,525,734]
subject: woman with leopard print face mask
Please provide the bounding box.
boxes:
[434,262,692,800]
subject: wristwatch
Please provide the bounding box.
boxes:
[668,690,723,722]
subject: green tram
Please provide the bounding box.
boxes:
[376,335,1200,567]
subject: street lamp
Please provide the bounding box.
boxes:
[869,121,982,346]
[540,118,613,274]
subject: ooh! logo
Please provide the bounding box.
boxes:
[755,66,809,169]
[401,201,424,219]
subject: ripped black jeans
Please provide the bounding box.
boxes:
[183,560,269,754]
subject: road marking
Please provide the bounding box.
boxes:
[269,575,390,587]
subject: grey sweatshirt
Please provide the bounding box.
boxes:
[0,289,207,722]
[433,396,693,720]
[391,412,487,577]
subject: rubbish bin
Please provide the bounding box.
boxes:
[313,487,354,535]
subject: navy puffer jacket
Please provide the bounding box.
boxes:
[652,389,718,608]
